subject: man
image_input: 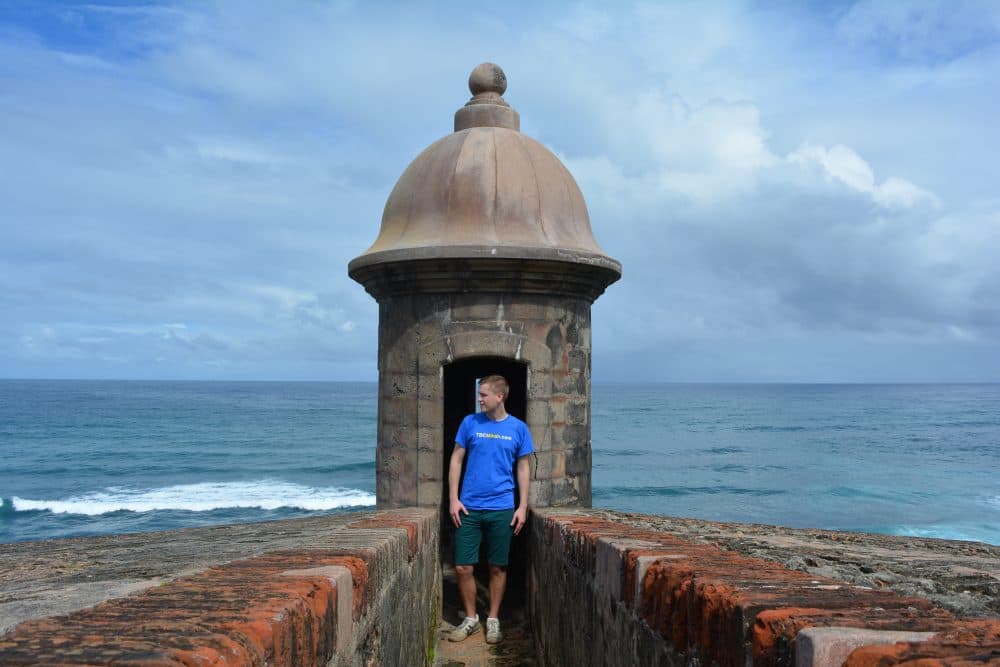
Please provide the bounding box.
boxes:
[447,374,533,645]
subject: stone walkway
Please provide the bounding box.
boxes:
[435,619,536,667]
[435,565,538,666]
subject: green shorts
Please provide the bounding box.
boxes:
[454,508,515,566]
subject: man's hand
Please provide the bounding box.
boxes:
[511,506,527,535]
[448,446,467,527]
[450,498,468,527]
[511,455,531,535]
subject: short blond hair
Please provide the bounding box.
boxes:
[479,374,508,400]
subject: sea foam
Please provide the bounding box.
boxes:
[11,480,375,515]
[884,523,1000,545]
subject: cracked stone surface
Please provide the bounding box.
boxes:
[596,509,999,618]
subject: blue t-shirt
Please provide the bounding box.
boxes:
[455,412,534,510]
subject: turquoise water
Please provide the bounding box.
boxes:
[1,381,997,544]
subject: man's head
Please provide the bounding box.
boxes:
[478,375,509,416]
[479,375,508,400]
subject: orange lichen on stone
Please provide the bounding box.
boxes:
[535,510,1000,667]
[624,548,671,607]
[846,620,1000,667]
[693,580,744,667]
[332,556,368,620]
[170,639,253,666]
[349,512,424,558]
[0,550,370,666]
[753,607,831,666]
[753,605,963,665]
[640,560,695,647]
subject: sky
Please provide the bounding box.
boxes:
[1,1,998,383]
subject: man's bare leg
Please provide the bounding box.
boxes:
[455,564,477,618]
[487,564,507,619]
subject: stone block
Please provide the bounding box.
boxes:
[545,395,567,423]
[595,535,663,603]
[552,370,586,395]
[528,423,552,454]
[566,399,588,425]
[417,334,452,368]
[567,348,590,373]
[417,459,443,486]
[416,374,441,400]
[417,397,443,427]
[526,367,553,396]
[380,370,418,399]
[525,320,558,349]
[796,627,936,667]
[561,423,589,448]
[549,477,582,506]
[514,337,554,371]
[530,478,553,507]
[380,395,418,427]
[565,446,591,475]
[281,565,354,655]
[533,449,566,480]
[548,420,564,440]
[377,447,417,506]
[462,331,525,359]
[576,473,591,506]
[450,296,506,322]
[415,421,437,449]
[594,538,630,605]
[416,480,442,507]
[398,446,418,479]
[380,339,419,375]
[632,554,684,611]
[503,296,558,321]
[375,470,395,505]
[527,398,552,422]
[380,422,416,451]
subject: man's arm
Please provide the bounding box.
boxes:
[448,445,467,527]
[511,455,531,535]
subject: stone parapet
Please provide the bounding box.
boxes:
[0,508,440,666]
[529,508,1000,667]
[3,507,996,665]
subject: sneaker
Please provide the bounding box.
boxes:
[448,615,480,642]
[485,617,503,644]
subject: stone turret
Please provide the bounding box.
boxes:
[349,63,620,511]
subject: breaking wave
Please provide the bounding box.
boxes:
[9,480,375,516]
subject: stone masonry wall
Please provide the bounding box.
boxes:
[0,508,440,667]
[376,291,594,509]
[529,508,1000,667]
[5,505,995,665]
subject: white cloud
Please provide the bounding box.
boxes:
[788,143,938,208]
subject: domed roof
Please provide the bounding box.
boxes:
[349,64,621,298]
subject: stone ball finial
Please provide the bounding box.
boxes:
[455,62,519,131]
[469,62,507,97]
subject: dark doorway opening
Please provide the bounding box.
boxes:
[440,357,530,638]
[442,357,528,490]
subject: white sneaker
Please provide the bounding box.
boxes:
[448,615,480,642]
[485,617,503,644]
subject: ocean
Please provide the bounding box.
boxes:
[1,381,997,545]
